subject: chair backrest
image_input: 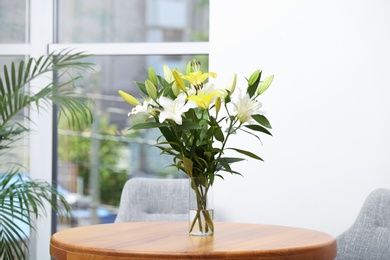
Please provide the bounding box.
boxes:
[115,178,189,222]
[336,189,390,260]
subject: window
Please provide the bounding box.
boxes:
[57,0,209,43]
[0,0,29,172]
[1,0,209,258]
[0,1,28,43]
[54,0,210,230]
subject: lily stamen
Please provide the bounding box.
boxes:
[191,60,201,72]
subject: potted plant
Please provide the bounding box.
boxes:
[0,49,94,259]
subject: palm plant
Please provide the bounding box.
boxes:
[0,49,94,259]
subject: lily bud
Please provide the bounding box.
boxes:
[163,64,173,83]
[248,70,262,87]
[145,79,158,100]
[172,69,187,93]
[257,75,274,95]
[186,60,193,75]
[247,70,262,98]
[215,97,221,114]
[172,82,181,96]
[148,67,158,87]
[118,90,141,106]
[225,73,237,95]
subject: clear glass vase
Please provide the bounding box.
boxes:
[189,177,214,236]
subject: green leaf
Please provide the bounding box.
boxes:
[130,122,169,130]
[218,157,246,164]
[218,158,232,172]
[219,168,244,177]
[4,65,11,94]
[11,62,16,90]
[156,141,182,153]
[158,75,176,99]
[157,75,170,88]
[245,124,272,136]
[179,155,194,175]
[224,92,231,103]
[239,128,263,145]
[214,126,224,142]
[251,114,272,129]
[227,148,264,161]
[156,146,177,156]
[257,75,274,95]
[135,81,148,96]
[159,126,179,144]
[176,121,202,131]
[207,116,224,142]
[24,58,33,83]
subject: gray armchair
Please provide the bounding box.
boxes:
[336,189,390,259]
[115,178,189,222]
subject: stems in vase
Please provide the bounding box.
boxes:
[189,177,214,236]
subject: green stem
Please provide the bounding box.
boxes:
[189,177,214,235]
[213,107,240,170]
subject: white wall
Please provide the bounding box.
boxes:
[210,0,390,236]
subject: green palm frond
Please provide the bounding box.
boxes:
[0,49,94,259]
[0,122,28,151]
[0,168,71,260]
[0,49,94,150]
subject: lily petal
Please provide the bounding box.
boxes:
[231,92,263,124]
[158,93,197,125]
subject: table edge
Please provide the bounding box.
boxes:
[50,222,337,260]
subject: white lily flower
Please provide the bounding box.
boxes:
[231,92,263,124]
[128,100,155,117]
[158,93,197,125]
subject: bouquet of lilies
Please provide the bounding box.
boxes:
[119,60,273,235]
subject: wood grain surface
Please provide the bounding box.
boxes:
[50,222,337,260]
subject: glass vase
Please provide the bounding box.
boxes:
[189,177,214,236]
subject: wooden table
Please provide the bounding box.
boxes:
[50,222,337,260]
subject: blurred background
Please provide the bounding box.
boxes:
[1,1,390,259]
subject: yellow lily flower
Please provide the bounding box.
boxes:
[182,71,217,90]
[187,92,215,110]
[187,84,223,110]
[118,90,141,106]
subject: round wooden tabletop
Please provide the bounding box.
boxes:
[50,222,337,260]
